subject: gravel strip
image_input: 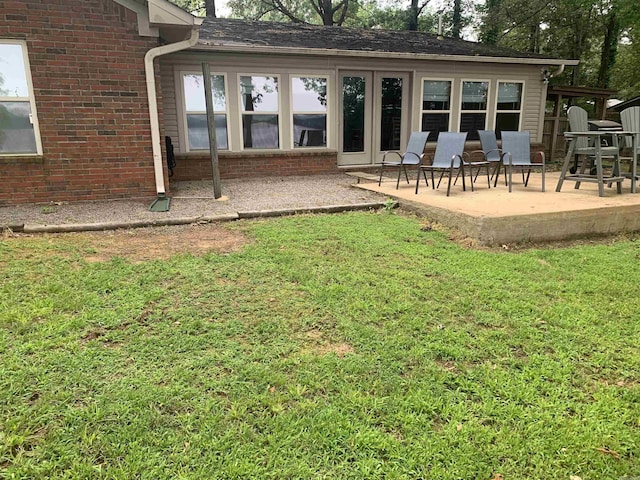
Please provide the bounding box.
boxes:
[0,174,389,229]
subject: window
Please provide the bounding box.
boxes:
[495,81,523,138]
[460,80,489,141]
[240,75,279,149]
[421,80,451,141]
[182,73,228,150]
[0,41,41,155]
[291,76,327,148]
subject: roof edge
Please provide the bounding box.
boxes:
[148,0,203,26]
[193,41,580,66]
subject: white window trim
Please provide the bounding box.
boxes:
[458,78,491,135]
[492,80,525,132]
[177,69,230,152]
[290,74,330,150]
[237,73,282,151]
[0,39,42,156]
[420,77,454,140]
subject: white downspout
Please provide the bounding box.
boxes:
[145,28,200,196]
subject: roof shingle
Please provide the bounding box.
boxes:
[197,17,569,61]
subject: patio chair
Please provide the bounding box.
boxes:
[495,131,545,192]
[378,131,429,188]
[165,136,176,177]
[474,130,503,181]
[619,107,640,183]
[415,132,471,196]
[567,106,619,175]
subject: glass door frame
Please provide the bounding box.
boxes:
[338,70,410,166]
[372,71,410,165]
[338,71,373,166]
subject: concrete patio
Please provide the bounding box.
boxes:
[355,170,640,245]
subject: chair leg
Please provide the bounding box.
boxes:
[485,165,491,188]
[430,171,435,189]
[415,167,423,194]
[403,165,410,184]
[524,169,531,187]
[396,166,402,189]
[446,167,453,196]
[493,163,502,187]
[465,165,472,192]
[378,164,384,186]
[508,165,513,192]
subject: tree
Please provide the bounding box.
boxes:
[226,0,353,25]
[170,0,216,17]
[408,0,431,31]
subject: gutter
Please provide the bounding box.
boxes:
[145,28,200,197]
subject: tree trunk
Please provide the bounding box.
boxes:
[528,22,540,53]
[205,0,216,17]
[408,0,419,31]
[597,10,620,89]
[451,0,462,38]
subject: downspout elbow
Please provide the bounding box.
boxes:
[145,28,200,196]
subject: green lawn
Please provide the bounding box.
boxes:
[1,212,639,479]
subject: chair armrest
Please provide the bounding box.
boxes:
[382,151,402,163]
[402,151,422,164]
[534,151,546,164]
[468,149,485,161]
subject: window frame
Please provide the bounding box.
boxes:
[420,77,454,142]
[0,39,42,156]
[178,70,230,152]
[290,74,329,149]
[493,80,525,138]
[458,79,491,141]
[237,73,282,151]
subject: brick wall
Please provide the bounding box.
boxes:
[170,151,339,182]
[0,0,161,205]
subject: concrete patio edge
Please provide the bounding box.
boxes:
[4,202,390,234]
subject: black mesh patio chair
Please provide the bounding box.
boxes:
[415,132,470,196]
[378,131,429,189]
[475,130,502,181]
[165,136,176,177]
[495,131,546,192]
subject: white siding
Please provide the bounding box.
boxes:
[160,51,549,154]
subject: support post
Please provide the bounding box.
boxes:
[202,62,222,199]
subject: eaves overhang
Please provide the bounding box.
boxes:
[193,40,579,66]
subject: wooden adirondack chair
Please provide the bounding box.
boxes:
[567,106,621,176]
[619,106,640,185]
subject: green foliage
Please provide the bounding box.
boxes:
[478,0,640,96]
[2,213,640,478]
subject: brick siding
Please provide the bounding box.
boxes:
[0,0,161,205]
[170,151,339,182]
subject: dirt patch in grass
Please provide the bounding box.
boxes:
[3,224,250,263]
[83,224,248,262]
[303,329,355,358]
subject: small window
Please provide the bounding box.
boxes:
[421,80,451,141]
[460,80,489,141]
[0,41,41,155]
[291,76,327,148]
[495,81,523,138]
[182,73,228,151]
[239,75,279,149]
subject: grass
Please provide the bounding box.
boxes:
[1,211,639,479]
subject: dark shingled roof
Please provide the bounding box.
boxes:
[197,17,564,61]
